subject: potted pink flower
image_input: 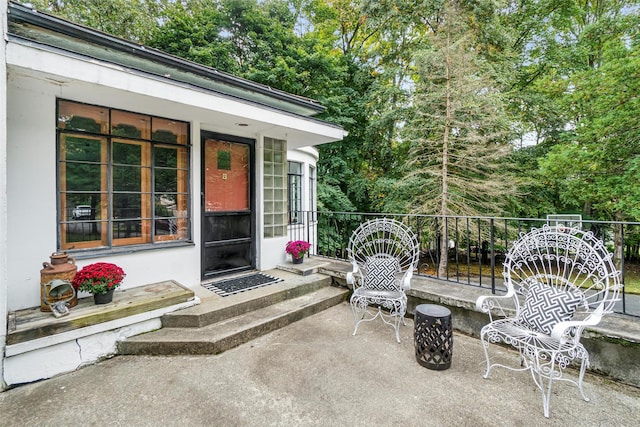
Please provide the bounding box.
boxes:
[286,240,311,264]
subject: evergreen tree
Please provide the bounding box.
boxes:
[406,0,515,276]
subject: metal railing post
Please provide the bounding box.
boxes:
[490,218,496,294]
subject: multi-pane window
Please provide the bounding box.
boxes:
[57,99,190,251]
[263,137,287,238]
[288,161,303,224]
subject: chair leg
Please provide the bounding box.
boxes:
[392,310,401,343]
[392,301,406,343]
[576,355,590,402]
[376,304,402,343]
[528,353,556,418]
[480,328,493,379]
[351,298,384,336]
[350,298,366,336]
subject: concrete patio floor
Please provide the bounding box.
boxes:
[1,301,638,427]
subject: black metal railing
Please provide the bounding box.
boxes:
[288,211,640,317]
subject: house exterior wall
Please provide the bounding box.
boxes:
[4,37,338,312]
[1,0,9,390]
[7,73,201,311]
[1,7,343,387]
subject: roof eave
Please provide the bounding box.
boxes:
[7,1,327,116]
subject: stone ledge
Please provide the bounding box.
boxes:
[7,280,196,346]
[276,256,332,277]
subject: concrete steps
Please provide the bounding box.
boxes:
[118,273,349,356]
[161,273,334,328]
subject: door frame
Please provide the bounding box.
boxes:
[200,130,256,279]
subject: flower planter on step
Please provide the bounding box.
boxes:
[93,289,115,304]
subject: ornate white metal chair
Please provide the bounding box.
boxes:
[346,218,419,343]
[476,225,622,417]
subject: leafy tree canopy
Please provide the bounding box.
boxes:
[22,0,640,223]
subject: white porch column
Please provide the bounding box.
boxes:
[1,0,10,391]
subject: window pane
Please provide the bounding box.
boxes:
[113,141,142,165]
[155,194,176,216]
[155,168,177,192]
[155,218,178,236]
[64,136,102,162]
[66,163,101,192]
[309,165,316,220]
[58,100,108,134]
[65,193,101,221]
[111,111,150,139]
[155,146,177,168]
[288,162,302,174]
[65,221,106,244]
[113,193,142,218]
[113,219,143,239]
[152,118,188,145]
[113,165,142,192]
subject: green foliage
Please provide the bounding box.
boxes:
[148,0,240,72]
[537,8,640,221]
[27,0,165,43]
[406,0,516,218]
[317,180,356,213]
[24,0,640,225]
[316,181,357,257]
[149,0,346,99]
[503,143,558,218]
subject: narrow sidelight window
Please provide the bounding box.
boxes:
[287,161,303,224]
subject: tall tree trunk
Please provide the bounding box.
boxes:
[438,18,452,278]
[614,211,624,271]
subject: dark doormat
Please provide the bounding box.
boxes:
[202,273,283,297]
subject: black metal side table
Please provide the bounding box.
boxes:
[414,304,453,370]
